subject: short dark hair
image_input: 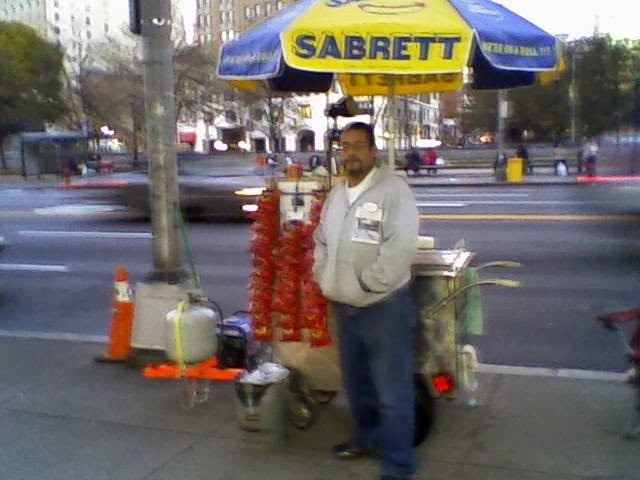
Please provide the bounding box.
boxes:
[342,121,375,148]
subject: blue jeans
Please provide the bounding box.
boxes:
[333,287,416,478]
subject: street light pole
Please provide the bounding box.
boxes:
[570,51,576,144]
[140,0,188,283]
[497,89,506,154]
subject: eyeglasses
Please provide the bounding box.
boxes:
[337,142,370,152]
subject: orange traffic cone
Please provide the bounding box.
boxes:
[95,266,135,363]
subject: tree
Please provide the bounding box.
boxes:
[0,22,67,168]
[507,73,571,142]
[458,37,640,143]
[78,33,238,159]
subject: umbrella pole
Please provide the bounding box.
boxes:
[387,82,396,168]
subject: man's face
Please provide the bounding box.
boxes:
[339,128,376,180]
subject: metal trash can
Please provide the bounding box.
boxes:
[506,157,523,182]
[234,363,290,447]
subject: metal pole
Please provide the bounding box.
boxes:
[497,89,506,155]
[633,79,640,174]
[570,51,576,144]
[130,98,139,169]
[387,82,396,168]
[140,0,187,284]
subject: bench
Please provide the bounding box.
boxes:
[396,164,490,176]
[527,159,571,175]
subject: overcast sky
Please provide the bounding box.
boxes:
[180,0,638,42]
[499,0,637,39]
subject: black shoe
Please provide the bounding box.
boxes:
[331,441,375,460]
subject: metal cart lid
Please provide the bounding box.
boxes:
[412,249,475,277]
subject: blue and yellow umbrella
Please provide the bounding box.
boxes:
[218,0,559,95]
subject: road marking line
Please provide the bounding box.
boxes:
[19,230,152,239]
[0,263,70,273]
[0,210,132,218]
[419,213,640,221]
[416,202,466,208]
[33,204,127,215]
[479,363,627,382]
[414,193,530,198]
[0,210,37,217]
[426,200,613,206]
[0,330,107,343]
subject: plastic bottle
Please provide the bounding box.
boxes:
[460,344,479,407]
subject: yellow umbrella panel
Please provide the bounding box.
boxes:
[281,0,473,94]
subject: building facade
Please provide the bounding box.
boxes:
[0,0,133,62]
[190,0,442,155]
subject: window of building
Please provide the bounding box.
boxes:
[245,6,253,19]
[54,12,59,21]
[206,33,212,42]
[104,23,109,33]
[255,4,262,16]
[206,14,211,25]
[53,0,59,7]
[52,26,60,35]
[251,108,263,121]
[86,30,92,39]
[299,105,312,119]
[277,1,285,9]
[221,31,228,42]
[225,110,237,123]
[265,2,272,15]
[85,17,90,26]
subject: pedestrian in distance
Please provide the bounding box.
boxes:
[404,146,422,176]
[265,154,278,176]
[582,137,599,177]
[515,144,529,175]
[312,121,419,480]
[424,147,438,175]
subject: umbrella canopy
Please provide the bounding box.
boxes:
[218,0,558,95]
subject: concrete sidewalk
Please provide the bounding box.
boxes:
[0,336,636,480]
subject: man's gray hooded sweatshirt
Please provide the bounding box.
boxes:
[313,166,419,307]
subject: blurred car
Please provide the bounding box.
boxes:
[60,171,266,221]
[0,235,5,252]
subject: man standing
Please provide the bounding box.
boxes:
[313,122,419,480]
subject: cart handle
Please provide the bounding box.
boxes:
[420,278,520,318]
[475,261,522,271]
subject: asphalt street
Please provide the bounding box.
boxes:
[1,181,639,373]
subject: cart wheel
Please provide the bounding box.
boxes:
[414,374,435,446]
[288,394,315,429]
[311,390,337,404]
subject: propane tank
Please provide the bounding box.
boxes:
[166,303,219,364]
